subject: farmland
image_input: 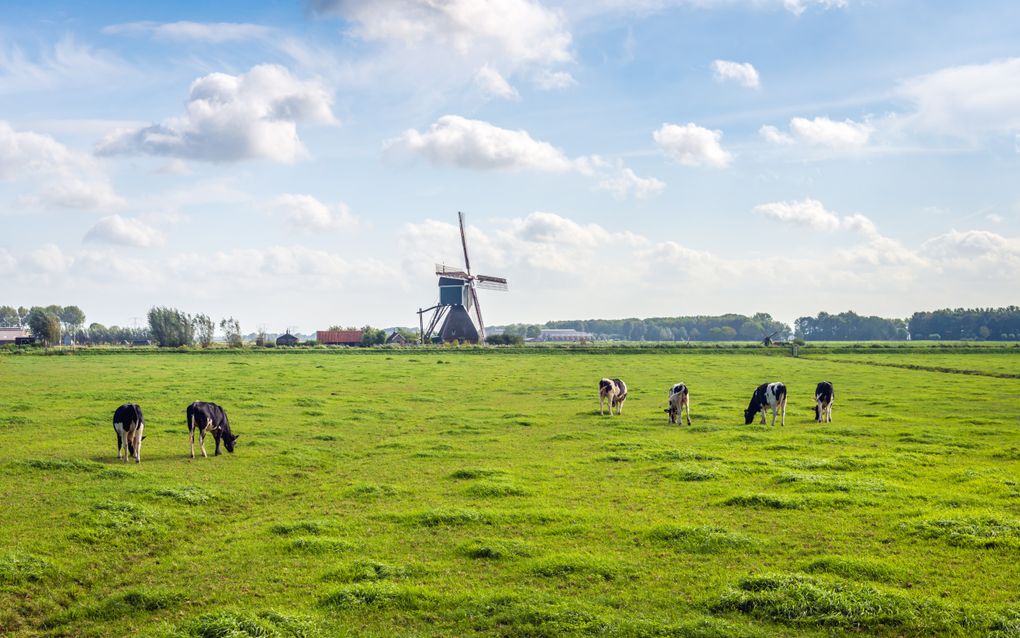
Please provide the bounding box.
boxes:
[1,348,1019,637]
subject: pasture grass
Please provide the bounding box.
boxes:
[1,347,1018,636]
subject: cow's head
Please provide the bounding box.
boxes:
[665,406,677,423]
[224,433,239,453]
[743,407,756,425]
[814,404,821,421]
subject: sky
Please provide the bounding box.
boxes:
[1,0,1019,333]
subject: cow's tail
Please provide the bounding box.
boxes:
[187,406,194,433]
[777,383,788,404]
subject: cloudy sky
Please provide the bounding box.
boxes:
[2,0,1019,332]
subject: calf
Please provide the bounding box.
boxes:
[664,383,691,425]
[187,401,238,458]
[744,382,787,427]
[598,378,628,416]
[814,381,834,423]
[113,403,145,463]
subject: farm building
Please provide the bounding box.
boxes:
[385,331,408,345]
[0,327,30,345]
[537,328,594,342]
[316,330,363,346]
[276,332,300,346]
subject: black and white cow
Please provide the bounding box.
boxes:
[814,381,834,423]
[664,383,691,425]
[744,382,787,426]
[187,401,238,458]
[113,403,145,463]
[598,378,628,416]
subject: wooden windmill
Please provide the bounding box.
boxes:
[417,212,508,344]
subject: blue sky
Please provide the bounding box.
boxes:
[2,0,1018,332]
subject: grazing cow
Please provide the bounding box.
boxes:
[814,381,835,423]
[744,382,787,427]
[187,401,238,458]
[664,383,691,425]
[598,378,628,416]
[113,403,145,463]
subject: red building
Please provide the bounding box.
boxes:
[316,330,363,345]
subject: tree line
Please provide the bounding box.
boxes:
[907,307,1020,341]
[794,311,908,341]
[543,313,792,342]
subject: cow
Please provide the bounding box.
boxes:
[113,403,145,463]
[598,378,628,416]
[187,401,238,458]
[664,383,691,425]
[744,382,787,427]
[814,381,835,423]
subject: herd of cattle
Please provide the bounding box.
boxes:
[112,382,835,464]
[112,401,237,464]
[599,378,835,428]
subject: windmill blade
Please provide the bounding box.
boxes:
[475,274,507,284]
[458,211,472,276]
[469,283,485,341]
[435,263,469,278]
[476,280,509,291]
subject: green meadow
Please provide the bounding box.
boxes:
[1,348,1018,637]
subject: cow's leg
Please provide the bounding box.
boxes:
[200,422,209,458]
[617,398,624,415]
[190,427,196,459]
[214,431,221,456]
[760,407,767,425]
[780,399,786,426]
[133,427,143,463]
[827,403,833,423]
[116,432,122,460]
[600,395,605,416]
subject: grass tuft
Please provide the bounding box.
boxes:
[449,467,507,480]
[464,480,530,497]
[802,555,898,583]
[663,463,720,481]
[648,525,754,553]
[182,610,319,637]
[21,458,128,477]
[342,482,397,498]
[320,583,436,611]
[322,559,415,583]
[723,494,804,509]
[0,551,53,584]
[286,537,355,554]
[270,521,324,536]
[152,486,212,505]
[46,589,184,626]
[909,515,1020,548]
[402,507,489,527]
[529,553,619,580]
[458,537,535,560]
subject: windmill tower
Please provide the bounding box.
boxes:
[417,212,508,344]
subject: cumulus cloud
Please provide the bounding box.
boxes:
[387,115,576,171]
[103,21,272,42]
[754,198,841,231]
[533,68,577,90]
[84,215,164,247]
[270,194,359,232]
[711,60,760,89]
[389,115,662,199]
[760,116,873,149]
[96,64,337,163]
[24,244,73,274]
[653,122,733,168]
[896,57,1020,140]
[0,120,122,209]
[475,65,520,100]
[311,0,571,67]
[920,229,1020,271]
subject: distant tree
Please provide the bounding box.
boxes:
[193,314,215,348]
[360,325,386,346]
[148,307,194,347]
[0,305,18,327]
[17,306,29,326]
[58,306,86,344]
[88,322,109,344]
[486,334,524,345]
[220,317,242,348]
[27,307,61,345]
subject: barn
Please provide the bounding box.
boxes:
[0,327,30,345]
[276,332,300,347]
[316,330,363,346]
[386,331,408,345]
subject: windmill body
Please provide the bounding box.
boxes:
[417,213,508,344]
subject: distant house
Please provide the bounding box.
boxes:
[538,328,593,342]
[276,332,300,346]
[0,327,30,345]
[385,331,408,345]
[316,330,363,346]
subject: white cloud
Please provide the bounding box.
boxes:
[311,0,572,67]
[475,65,520,100]
[0,35,130,94]
[597,164,665,199]
[389,115,663,198]
[0,120,122,209]
[761,116,873,149]
[896,57,1020,140]
[103,21,272,43]
[24,244,72,274]
[782,0,847,15]
[711,59,760,89]
[387,115,575,171]
[754,198,841,231]
[96,64,337,163]
[84,215,164,248]
[653,122,733,168]
[921,229,1020,269]
[270,194,359,232]
[0,248,15,274]
[533,69,577,90]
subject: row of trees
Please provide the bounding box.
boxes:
[544,313,792,342]
[146,307,248,348]
[794,311,909,341]
[2,305,87,344]
[908,307,1020,341]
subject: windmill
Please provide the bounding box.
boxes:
[417,212,508,344]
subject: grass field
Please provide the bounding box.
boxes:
[1,349,1019,637]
